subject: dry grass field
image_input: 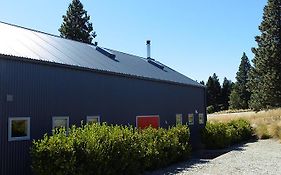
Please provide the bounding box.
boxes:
[208,108,281,141]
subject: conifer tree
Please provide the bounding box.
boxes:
[229,53,251,109]
[248,0,281,110]
[206,76,215,106]
[59,0,96,44]
[221,78,233,110]
[206,73,221,111]
[229,87,241,109]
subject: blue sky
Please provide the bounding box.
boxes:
[0,0,267,83]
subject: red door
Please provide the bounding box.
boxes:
[136,115,159,129]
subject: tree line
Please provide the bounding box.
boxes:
[203,52,251,113]
[204,0,281,112]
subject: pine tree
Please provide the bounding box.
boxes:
[206,73,221,111]
[206,76,215,106]
[59,0,96,44]
[229,87,241,109]
[221,78,233,110]
[248,0,281,110]
[229,53,251,109]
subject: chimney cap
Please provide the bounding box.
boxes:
[146,40,151,45]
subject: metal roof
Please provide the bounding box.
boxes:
[0,22,203,87]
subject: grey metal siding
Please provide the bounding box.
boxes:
[0,58,206,175]
[0,59,32,175]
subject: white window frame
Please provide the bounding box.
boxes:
[52,116,69,130]
[199,113,205,124]
[136,115,160,128]
[176,114,183,125]
[8,117,30,141]
[188,114,194,125]
[86,116,100,124]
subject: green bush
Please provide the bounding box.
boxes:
[228,119,253,143]
[31,124,191,175]
[202,119,253,149]
[139,126,191,170]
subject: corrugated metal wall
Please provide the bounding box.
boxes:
[0,57,206,175]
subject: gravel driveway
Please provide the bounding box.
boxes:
[145,139,281,175]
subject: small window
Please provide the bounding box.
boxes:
[87,116,100,124]
[176,114,182,125]
[188,114,194,125]
[8,117,30,141]
[52,116,69,130]
[199,113,204,124]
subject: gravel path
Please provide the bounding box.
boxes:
[145,139,281,175]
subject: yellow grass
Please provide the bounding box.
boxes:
[208,108,281,141]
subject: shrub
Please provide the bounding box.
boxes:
[228,119,253,143]
[139,125,191,170]
[202,119,253,149]
[201,122,231,149]
[31,124,191,175]
[31,128,76,175]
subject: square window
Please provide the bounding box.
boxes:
[199,113,204,124]
[8,117,30,141]
[52,117,69,130]
[188,114,194,125]
[87,116,100,124]
[176,114,182,125]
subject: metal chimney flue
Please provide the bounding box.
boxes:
[146,40,151,59]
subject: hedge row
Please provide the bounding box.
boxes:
[31,124,191,175]
[201,119,253,149]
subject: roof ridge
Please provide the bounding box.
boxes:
[0,21,61,38]
[0,21,96,47]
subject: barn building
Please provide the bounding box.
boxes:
[0,22,206,175]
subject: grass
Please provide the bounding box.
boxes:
[208,108,281,141]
